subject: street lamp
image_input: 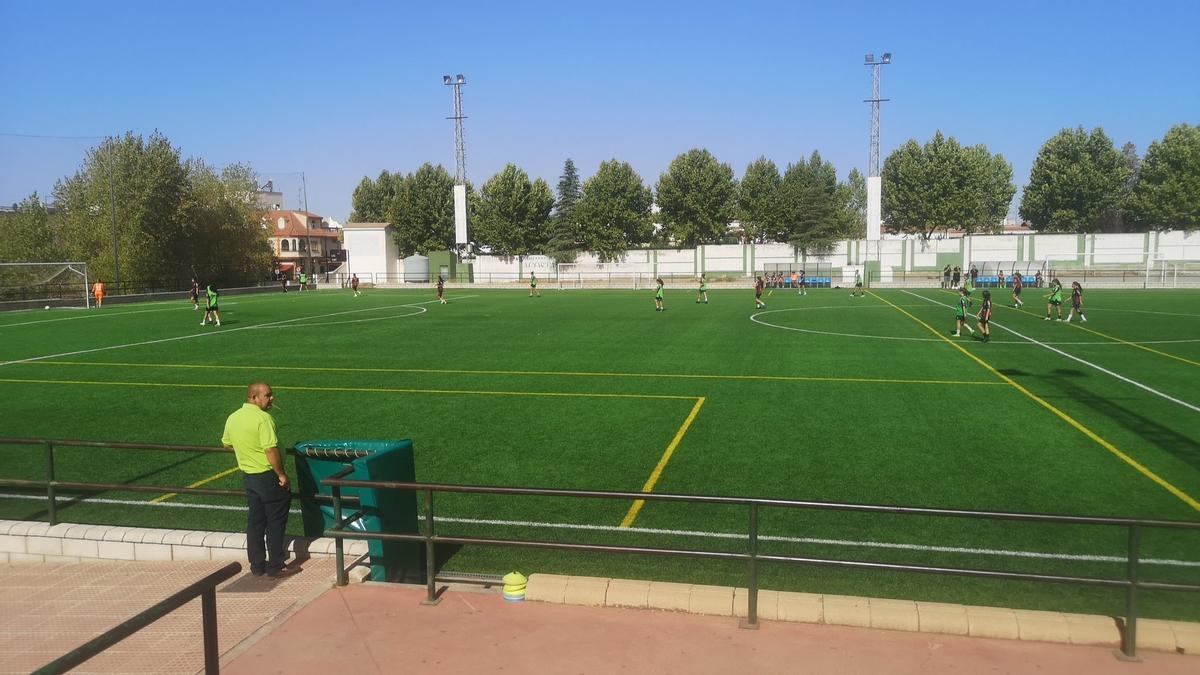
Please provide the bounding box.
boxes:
[443,73,469,257]
[864,51,892,243]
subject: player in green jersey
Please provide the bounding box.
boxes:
[201,283,221,326]
[952,287,974,337]
[529,272,540,297]
[1044,278,1064,321]
[654,278,665,312]
[696,274,709,304]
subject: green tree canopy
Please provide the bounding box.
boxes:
[883,132,1014,238]
[735,157,782,243]
[655,148,737,247]
[0,193,64,262]
[837,168,867,239]
[389,163,459,256]
[574,160,653,260]
[471,164,554,257]
[546,158,583,262]
[778,151,841,258]
[51,132,270,289]
[1126,124,1200,231]
[1019,126,1129,232]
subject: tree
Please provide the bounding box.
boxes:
[1126,124,1200,231]
[350,170,407,224]
[390,163,458,256]
[1019,126,1129,232]
[546,159,583,262]
[471,164,554,257]
[0,193,64,262]
[574,160,653,260]
[735,157,782,243]
[655,148,737,247]
[52,132,270,289]
[778,151,842,258]
[836,168,867,239]
[882,132,1014,238]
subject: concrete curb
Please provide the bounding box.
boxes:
[0,519,372,582]
[525,573,1197,655]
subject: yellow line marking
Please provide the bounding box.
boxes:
[620,397,707,528]
[26,360,1004,387]
[152,467,240,503]
[0,377,696,401]
[869,290,1200,512]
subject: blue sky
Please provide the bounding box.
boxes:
[2,0,1197,223]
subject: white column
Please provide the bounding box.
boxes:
[867,176,882,241]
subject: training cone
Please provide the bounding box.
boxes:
[502,571,527,602]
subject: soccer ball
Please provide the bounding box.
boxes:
[44,305,50,310]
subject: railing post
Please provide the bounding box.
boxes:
[201,587,219,674]
[332,484,347,587]
[740,503,759,629]
[45,442,57,526]
[421,489,440,605]
[1117,524,1142,661]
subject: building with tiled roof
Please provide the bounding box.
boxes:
[263,210,343,277]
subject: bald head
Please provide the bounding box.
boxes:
[246,382,274,411]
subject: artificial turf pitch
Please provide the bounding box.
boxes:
[1,284,1197,619]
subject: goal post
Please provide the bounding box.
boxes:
[0,262,91,309]
[555,261,650,289]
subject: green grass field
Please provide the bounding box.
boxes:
[1,284,1198,619]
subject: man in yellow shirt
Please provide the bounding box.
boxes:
[222,382,298,578]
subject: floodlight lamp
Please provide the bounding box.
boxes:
[443,75,452,84]
[865,53,874,63]
[456,74,465,84]
[882,52,892,63]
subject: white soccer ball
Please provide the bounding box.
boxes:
[44,305,50,310]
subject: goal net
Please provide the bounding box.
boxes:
[0,262,91,310]
[556,261,650,289]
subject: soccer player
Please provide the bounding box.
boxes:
[696,274,709,304]
[1044,277,1064,321]
[998,270,1006,289]
[436,275,447,305]
[91,279,105,308]
[189,278,200,310]
[797,269,807,296]
[1011,272,1024,308]
[654,277,665,311]
[529,272,540,297]
[299,271,308,291]
[201,283,221,326]
[976,290,993,342]
[1066,282,1087,322]
[953,287,975,337]
[754,276,766,309]
[351,274,360,297]
[851,270,864,298]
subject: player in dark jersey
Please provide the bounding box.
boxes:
[1011,272,1024,308]
[754,276,766,309]
[189,278,200,310]
[436,275,447,305]
[351,274,361,297]
[953,287,975,337]
[976,290,993,342]
[1066,282,1087,323]
[797,269,807,296]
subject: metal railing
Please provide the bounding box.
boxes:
[32,561,241,674]
[0,437,353,524]
[322,477,1200,659]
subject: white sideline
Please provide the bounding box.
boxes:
[899,289,1200,413]
[1,492,1194,569]
[0,295,478,367]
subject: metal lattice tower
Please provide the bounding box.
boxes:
[443,74,467,184]
[864,53,890,178]
[863,53,891,242]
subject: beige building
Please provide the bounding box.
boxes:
[264,210,342,277]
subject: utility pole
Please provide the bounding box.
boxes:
[443,74,469,256]
[864,52,891,242]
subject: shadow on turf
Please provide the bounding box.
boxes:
[1042,369,1200,473]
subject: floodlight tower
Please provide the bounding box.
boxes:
[443,74,469,254]
[864,52,891,242]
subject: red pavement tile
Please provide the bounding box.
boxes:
[225,583,1200,675]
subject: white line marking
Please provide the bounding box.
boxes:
[1,492,1193,568]
[0,295,478,367]
[899,290,1200,413]
[751,307,1200,346]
